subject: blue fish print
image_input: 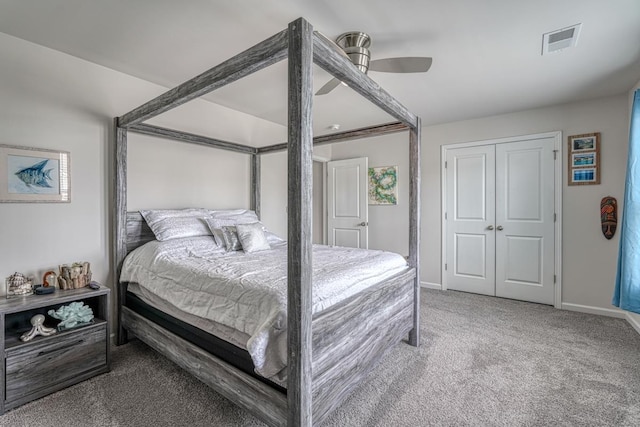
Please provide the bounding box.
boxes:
[15,159,54,188]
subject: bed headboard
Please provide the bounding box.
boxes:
[125,211,156,254]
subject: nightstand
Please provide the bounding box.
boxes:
[0,286,110,413]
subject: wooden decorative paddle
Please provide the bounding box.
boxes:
[601,196,617,240]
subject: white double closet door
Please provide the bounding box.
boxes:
[444,135,557,305]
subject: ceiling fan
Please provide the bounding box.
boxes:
[316,31,433,95]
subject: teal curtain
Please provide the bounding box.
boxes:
[614,89,640,314]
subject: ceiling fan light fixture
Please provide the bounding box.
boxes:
[314,30,432,96]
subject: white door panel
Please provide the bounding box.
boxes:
[327,157,368,248]
[454,233,488,279]
[446,145,495,296]
[504,236,542,284]
[495,139,555,304]
[334,228,362,248]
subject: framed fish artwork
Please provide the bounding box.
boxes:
[0,144,70,202]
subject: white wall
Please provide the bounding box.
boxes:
[331,133,410,256]
[330,95,630,311]
[0,32,283,296]
[422,95,629,310]
[258,144,332,239]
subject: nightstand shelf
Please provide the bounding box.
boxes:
[0,287,110,413]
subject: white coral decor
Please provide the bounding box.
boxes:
[48,301,94,330]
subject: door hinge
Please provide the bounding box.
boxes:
[554,213,557,222]
[445,263,448,271]
[445,161,447,168]
[553,149,558,160]
[554,274,557,284]
[445,212,447,220]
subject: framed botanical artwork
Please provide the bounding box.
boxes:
[0,144,70,202]
[368,165,398,205]
[568,133,600,186]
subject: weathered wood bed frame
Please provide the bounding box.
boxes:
[113,18,421,427]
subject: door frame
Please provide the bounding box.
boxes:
[313,155,330,245]
[440,131,563,308]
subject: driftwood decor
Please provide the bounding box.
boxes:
[57,262,91,290]
[113,17,421,427]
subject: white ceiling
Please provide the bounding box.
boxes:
[1,0,639,136]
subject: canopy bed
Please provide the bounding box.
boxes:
[113,18,421,427]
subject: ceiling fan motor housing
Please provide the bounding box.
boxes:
[336,31,372,73]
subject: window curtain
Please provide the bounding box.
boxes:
[613,89,640,314]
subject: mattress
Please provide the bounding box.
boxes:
[120,236,408,382]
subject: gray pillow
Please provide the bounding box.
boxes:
[205,218,236,248]
[236,222,271,253]
[221,226,242,252]
[140,208,212,241]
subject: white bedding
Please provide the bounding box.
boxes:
[120,236,408,381]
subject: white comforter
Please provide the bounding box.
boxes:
[120,236,408,380]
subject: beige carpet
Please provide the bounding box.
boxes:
[1,288,639,426]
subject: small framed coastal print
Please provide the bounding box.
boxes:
[0,144,70,202]
[568,133,600,186]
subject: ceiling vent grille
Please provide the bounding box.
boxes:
[542,24,582,55]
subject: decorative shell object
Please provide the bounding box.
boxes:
[6,272,33,298]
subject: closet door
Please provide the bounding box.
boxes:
[445,145,496,296]
[495,138,555,304]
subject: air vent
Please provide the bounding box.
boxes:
[542,24,582,55]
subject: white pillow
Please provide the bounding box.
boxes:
[140,208,212,242]
[209,209,259,224]
[236,222,271,253]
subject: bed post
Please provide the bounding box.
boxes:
[251,154,261,219]
[287,17,314,427]
[114,119,129,345]
[408,118,421,347]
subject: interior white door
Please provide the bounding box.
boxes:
[327,157,368,248]
[495,138,555,304]
[445,145,496,296]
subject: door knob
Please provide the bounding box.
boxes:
[497,225,504,231]
[358,222,368,227]
[487,225,494,230]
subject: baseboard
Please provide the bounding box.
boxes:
[420,281,442,290]
[626,312,640,336]
[561,303,627,318]
[561,302,640,337]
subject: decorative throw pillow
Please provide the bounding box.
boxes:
[205,218,236,248]
[140,208,212,242]
[221,226,242,252]
[236,222,271,253]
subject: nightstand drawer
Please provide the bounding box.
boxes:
[5,322,107,404]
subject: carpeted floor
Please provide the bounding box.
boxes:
[1,288,639,426]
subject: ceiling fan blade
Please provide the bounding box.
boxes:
[315,78,342,96]
[369,57,433,73]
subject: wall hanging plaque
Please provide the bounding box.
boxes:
[600,196,617,240]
